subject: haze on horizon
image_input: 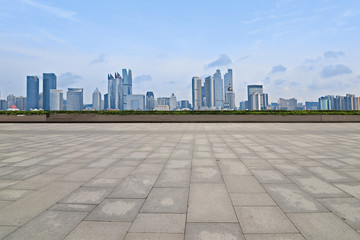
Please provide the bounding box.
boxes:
[0,0,359,103]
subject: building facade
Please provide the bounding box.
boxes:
[50,89,63,110]
[43,73,57,110]
[213,70,224,109]
[205,76,215,108]
[170,93,177,110]
[126,94,145,110]
[92,88,102,110]
[26,76,39,110]
[192,77,202,110]
[66,88,83,111]
[224,69,233,103]
[146,92,155,110]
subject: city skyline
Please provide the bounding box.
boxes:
[1,0,359,103]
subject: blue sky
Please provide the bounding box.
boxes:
[0,0,359,103]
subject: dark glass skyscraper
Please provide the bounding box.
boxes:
[43,73,57,110]
[146,91,155,110]
[26,76,39,110]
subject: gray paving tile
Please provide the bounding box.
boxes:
[129,213,186,233]
[191,166,223,183]
[109,174,158,198]
[0,180,20,190]
[230,193,276,206]
[60,168,104,182]
[131,164,164,175]
[235,206,298,234]
[50,203,96,212]
[319,198,360,230]
[251,169,291,183]
[65,221,131,240]
[185,223,244,240]
[96,167,135,179]
[0,181,81,226]
[9,173,62,190]
[335,182,360,199]
[0,226,17,240]
[264,184,328,212]
[125,233,184,240]
[290,175,349,198]
[84,178,122,187]
[218,159,252,176]
[4,210,87,240]
[0,189,30,201]
[86,198,144,221]
[155,169,190,188]
[60,186,112,204]
[308,167,355,183]
[224,176,266,193]
[288,212,360,240]
[141,188,188,213]
[187,183,237,222]
[244,234,305,240]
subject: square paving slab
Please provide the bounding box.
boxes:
[0,123,360,239]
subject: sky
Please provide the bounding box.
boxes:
[0,0,360,104]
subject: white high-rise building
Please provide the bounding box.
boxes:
[251,92,262,110]
[205,76,215,108]
[50,89,63,110]
[225,84,235,110]
[126,94,145,110]
[192,77,202,110]
[213,70,224,109]
[170,93,177,110]
[92,88,102,110]
[66,88,83,111]
[224,69,233,103]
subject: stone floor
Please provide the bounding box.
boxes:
[0,123,360,240]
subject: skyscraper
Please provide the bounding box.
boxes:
[126,94,145,110]
[16,96,26,110]
[213,70,224,108]
[92,88,102,110]
[7,94,16,108]
[50,89,63,110]
[247,85,263,110]
[122,69,132,110]
[66,88,83,110]
[43,73,57,110]
[107,74,116,109]
[225,84,235,110]
[192,77,202,110]
[224,69,233,102]
[146,92,155,110]
[251,92,262,110]
[26,76,39,111]
[115,72,123,110]
[205,76,215,108]
[170,93,177,110]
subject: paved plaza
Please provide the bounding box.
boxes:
[0,123,360,240]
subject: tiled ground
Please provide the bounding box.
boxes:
[0,123,360,240]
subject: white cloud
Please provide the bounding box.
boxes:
[21,0,76,20]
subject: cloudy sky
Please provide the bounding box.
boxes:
[0,0,359,104]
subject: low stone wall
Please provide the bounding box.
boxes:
[1,114,360,123]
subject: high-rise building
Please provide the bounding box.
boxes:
[39,92,43,109]
[7,94,16,108]
[156,97,170,107]
[26,76,39,110]
[104,93,109,110]
[50,89,63,110]
[239,101,246,110]
[251,92,262,110]
[205,76,215,108]
[201,85,206,107]
[305,101,319,110]
[0,100,7,110]
[213,70,224,108]
[344,94,359,110]
[319,96,333,110]
[16,96,26,110]
[225,84,235,109]
[180,100,191,109]
[92,88,102,110]
[170,93,177,110]
[66,88,83,111]
[247,85,263,110]
[278,98,298,110]
[261,93,269,110]
[126,94,145,110]
[107,74,116,109]
[192,77,202,110]
[146,92,155,110]
[224,69,233,102]
[122,69,132,110]
[114,72,123,110]
[43,73,57,110]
